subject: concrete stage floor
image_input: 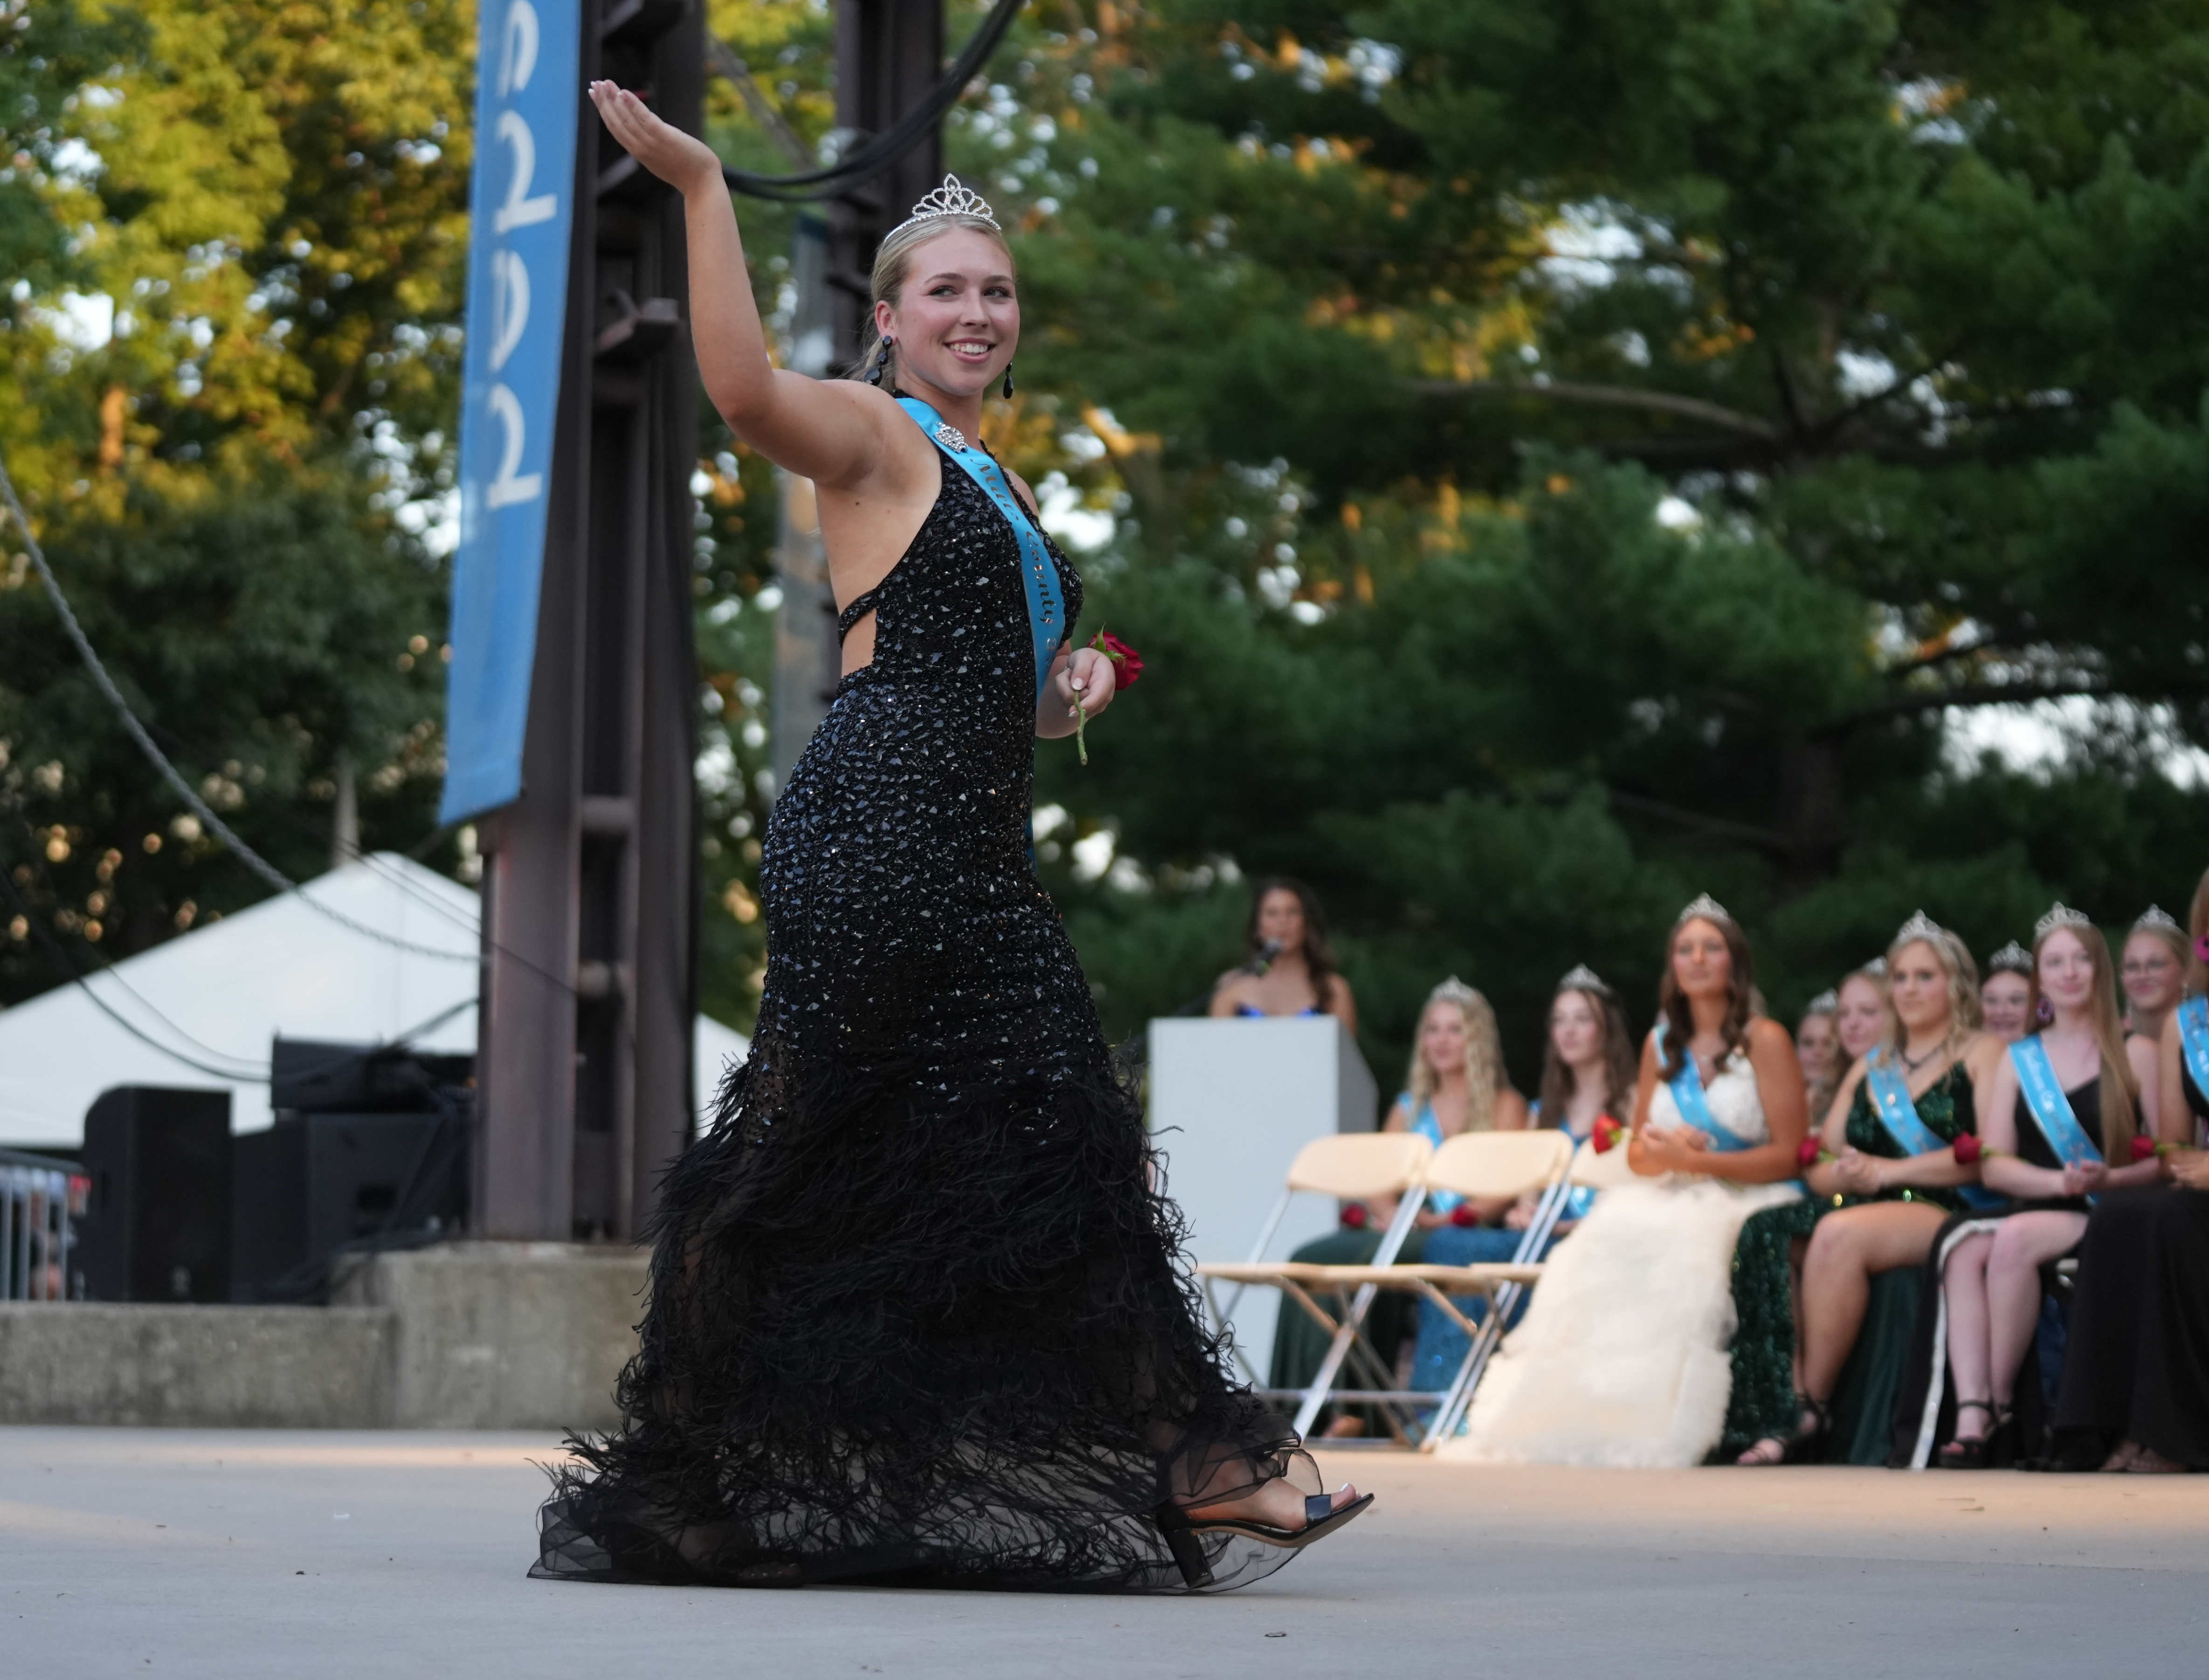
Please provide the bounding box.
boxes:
[3,1429,2202,1678]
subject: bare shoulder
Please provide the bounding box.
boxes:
[804,376,936,491]
[1327,972,1357,1010]
[1745,1016,1797,1056]
[1961,1031,2005,1081]
[1493,1088,1532,1130]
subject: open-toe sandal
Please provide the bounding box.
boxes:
[1154,1487,1374,1588]
[1782,1396,1833,1466]
[1939,1400,1995,1469]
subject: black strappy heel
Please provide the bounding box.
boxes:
[1939,1399,1996,1469]
[1783,1395,1834,1465]
[1153,1487,1375,1588]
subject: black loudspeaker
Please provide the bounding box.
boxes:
[230,1111,467,1301]
[76,1087,233,1302]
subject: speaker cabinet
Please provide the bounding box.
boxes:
[230,1111,465,1301]
[76,1086,232,1302]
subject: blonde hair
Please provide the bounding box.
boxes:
[1878,930,1981,1062]
[846,214,1014,386]
[2029,921,2139,1158]
[1405,980,1507,1130]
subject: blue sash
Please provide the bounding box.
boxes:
[2179,995,2209,1114]
[2010,1036,2102,1199]
[1863,1051,2002,1212]
[1651,1023,1753,1152]
[895,396,1065,701]
[1408,1100,1463,1214]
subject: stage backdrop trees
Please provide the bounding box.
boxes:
[982,3,2209,1077]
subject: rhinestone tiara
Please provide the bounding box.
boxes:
[2035,902,2093,940]
[1892,909,1943,947]
[1675,892,1733,927]
[888,174,1000,239]
[1555,963,1611,995]
[2135,904,2181,934]
[1803,989,1839,1015]
[1860,955,1889,979]
[1428,975,1483,1009]
[1986,940,2033,975]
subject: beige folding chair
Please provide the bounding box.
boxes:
[1195,1131,1435,1440]
[1315,1129,1577,1449]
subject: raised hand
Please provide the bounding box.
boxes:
[588,81,723,196]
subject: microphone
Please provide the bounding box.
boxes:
[1246,938,1284,977]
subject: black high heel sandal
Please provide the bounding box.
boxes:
[1782,1395,1833,1465]
[1939,1399,1996,1469]
[1153,1487,1374,1588]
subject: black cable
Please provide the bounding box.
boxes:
[0,447,476,965]
[0,856,269,1079]
[717,0,1027,202]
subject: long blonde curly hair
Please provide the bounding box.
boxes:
[1405,978,1508,1130]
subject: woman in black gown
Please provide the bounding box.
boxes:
[529,84,1366,1593]
[2054,867,2209,1471]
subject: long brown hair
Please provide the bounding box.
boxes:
[1538,982,1637,1126]
[2027,919,2138,1158]
[1245,876,1340,1016]
[1658,912,1756,1080]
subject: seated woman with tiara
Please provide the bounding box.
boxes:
[1731,915,1997,1465]
[2121,906,2184,1134]
[1444,897,1809,1467]
[1797,991,1843,1132]
[1406,965,1636,1398]
[2053,863,2209,1471]
[1894,903,2161,1468]
[1209,878,1357,1032]
[1268,978,1524,1434]
[1980,942,2035,1043]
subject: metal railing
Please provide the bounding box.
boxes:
[0,1148,88,1301]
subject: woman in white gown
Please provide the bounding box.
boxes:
[1446,896,1809,1467]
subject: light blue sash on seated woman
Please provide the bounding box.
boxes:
[2178,995,2209,1122]
[1406,1100,1463,1215]
[1862,1050,2003,1212]
[1651,1022,1753,1150]
[2009,1033,2103,1204]
[895,395,1064,702]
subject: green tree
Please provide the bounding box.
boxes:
[971,3,2209,1081]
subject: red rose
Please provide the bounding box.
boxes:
[1449,1204,1478,1227]
[2131,1136,2162,1163]
[1796,1137,1828,1170]
[1591,1115,1627,1154]
[1091,629,1143,689]
[1340,1203,1368,1228]
[1952,1133,1984,1166]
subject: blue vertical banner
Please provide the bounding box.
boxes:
[440,0,582,823]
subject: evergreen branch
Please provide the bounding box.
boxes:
[1411,378,1780,440]
[1603,788,1795,854]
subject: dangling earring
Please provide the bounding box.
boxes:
[866,338,893,387]
[1001,363,1015,399]
[2036,994,2054,1024]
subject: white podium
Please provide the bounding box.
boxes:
[1146,1015,1381,1382]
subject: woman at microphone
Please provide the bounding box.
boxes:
[1209,878,1358,1032]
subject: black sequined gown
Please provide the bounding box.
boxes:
[532,434,1312,1592]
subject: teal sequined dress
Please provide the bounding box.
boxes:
[1721,1061,1975,1457]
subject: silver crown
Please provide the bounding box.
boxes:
[1675,892,1733,926]
[1893,909,1943,947]
[1429,975,1483,1008]
[1804,989,1839,1014]
[1555,963,1611,995]
[2135,904,2181,934]
[888,174,1001,239]
[1861,956,1888,979]
[2035,902,2093,940]
[1986,940,2033,975]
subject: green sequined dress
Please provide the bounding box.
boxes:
[1720,1061,1975,1460]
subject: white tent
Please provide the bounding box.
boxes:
[0,852,748,1147]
